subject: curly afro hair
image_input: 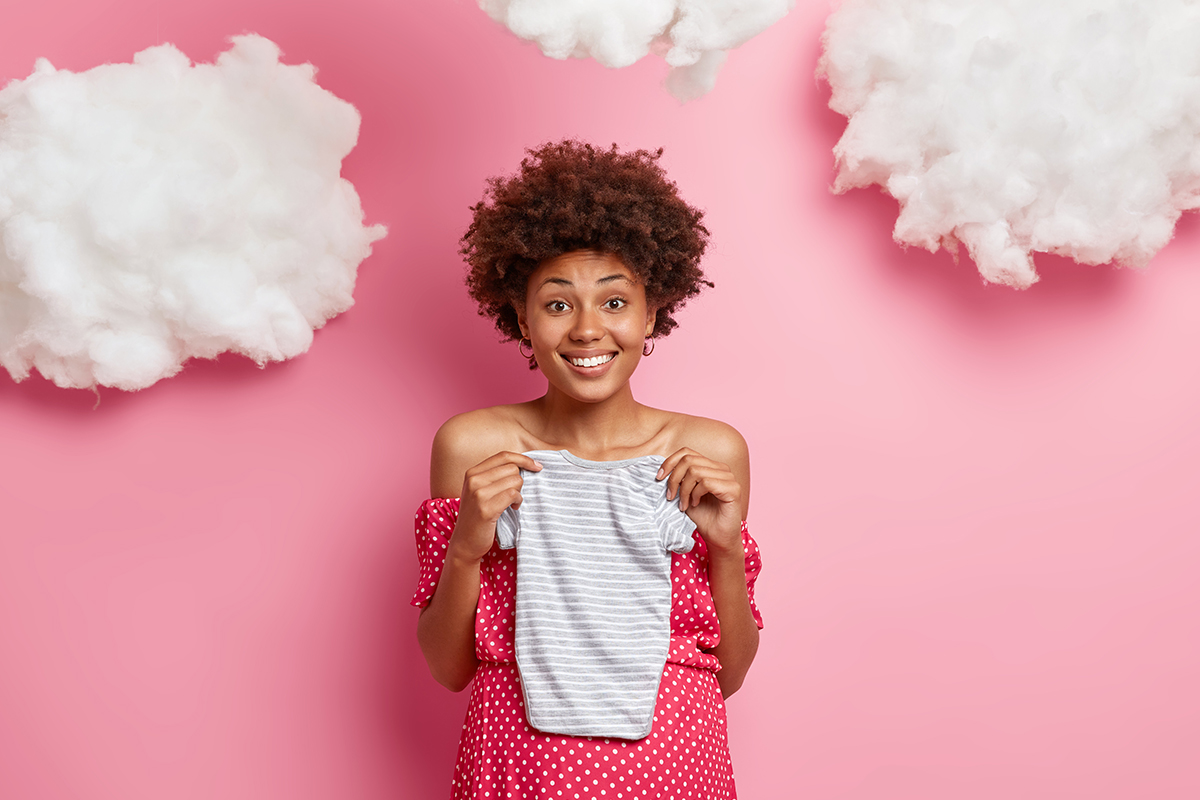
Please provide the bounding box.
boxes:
[461,140,711,344]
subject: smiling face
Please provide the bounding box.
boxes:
[517,250,656,406]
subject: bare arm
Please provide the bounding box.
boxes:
[705,537,760,697]
[416,540,484,692]
[659,423,759,697]
[417,415,540,692]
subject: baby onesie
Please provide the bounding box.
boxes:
[495,449,696,740]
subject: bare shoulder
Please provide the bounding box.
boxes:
[665,412,749,467]
[656,410,751,516]
[429,406,526,498]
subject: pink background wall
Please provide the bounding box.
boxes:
[2,1,1198,798]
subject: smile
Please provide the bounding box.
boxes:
[564,353,616,368]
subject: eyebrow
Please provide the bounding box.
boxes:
[538,274,633,289]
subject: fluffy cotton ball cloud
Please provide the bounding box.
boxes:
[480,0,794,101]
[819,0,1200,287]
[0,34,385,391]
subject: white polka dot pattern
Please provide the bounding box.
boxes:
[455,663,733,798]
[411,498,764,799]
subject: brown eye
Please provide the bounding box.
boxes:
[547,301,569,312]
[605,298,627,310]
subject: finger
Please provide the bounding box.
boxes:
[485,471,525,496]
[681,469,742,511]
[478,478,526,519]
[681,471,719,511]
[499,485,524,512]
[660,453,730,496]
[465,467,523,503]
[506,452,544,472]
[656,447,698,481]
[686,468,738,499]
[666,458,713,504]
[463,465,515,499]
[665,461,688,502]
[663,453,703,499]
[475,451,544,473]
[677,471,702,512]
[468,456,543,493]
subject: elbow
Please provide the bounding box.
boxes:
[719,676,744,699]
[417,651,476,693]
[416,621,477,692]
[417,640,476,693]
[716,633,759,699]
[717,664,752,699]
[428,663,474,693]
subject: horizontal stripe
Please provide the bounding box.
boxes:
[514,620,666,635]
[523,684,661,698]
[519,665,663,675]
[526,701,656,713]
[514,585,668,600]
[521,672,662,684]
[512,515,658,533]
[503,451,692,737]
[523,476,654,491]
[516,546,665,560]
[522,486,655,502]
[518,670,661,683]
[515,562,667,579]
[516,642,667,656]
[517,648,665,661]
[513,596,668,615]
[515,611,667,626]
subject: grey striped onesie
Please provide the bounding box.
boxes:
[496,450,697,740]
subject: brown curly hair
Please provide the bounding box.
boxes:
[461,140,711,345]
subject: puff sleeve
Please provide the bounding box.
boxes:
[410,497,461,609]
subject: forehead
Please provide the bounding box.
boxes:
[528,250,639,291]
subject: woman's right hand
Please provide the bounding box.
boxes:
[450,451,542,562]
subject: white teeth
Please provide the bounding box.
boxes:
[568,354,615,367]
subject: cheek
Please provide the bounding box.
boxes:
[629,308,654,337]
[526,314,564,345]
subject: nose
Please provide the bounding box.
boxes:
[569,306,604,343]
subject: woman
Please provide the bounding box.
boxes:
[412,140,763,799]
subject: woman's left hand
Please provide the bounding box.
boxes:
[656,448,744,556]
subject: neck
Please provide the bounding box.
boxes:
[531,382,647,459]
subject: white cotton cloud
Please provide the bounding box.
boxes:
[819,0,1200,287]
[0,34,385,391]
[480,0,794,101]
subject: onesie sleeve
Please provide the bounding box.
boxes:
[651,475,697,554]
[495,506,518,550]
[410,498,460,609]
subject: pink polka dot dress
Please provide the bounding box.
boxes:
[412,498,764,800]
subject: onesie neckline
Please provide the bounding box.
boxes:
[529,449,666,470]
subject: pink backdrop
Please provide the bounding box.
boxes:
[3,1,1199,798]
